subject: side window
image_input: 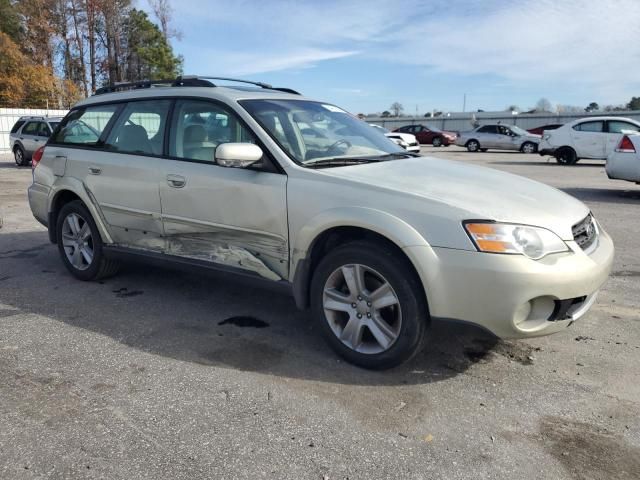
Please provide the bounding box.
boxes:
[104,100,171,155]
[53,105,119,145]
[608,121,640,134]
[37,122,50,137]
[477,125,497,134]
[170,100,257,162]
[22,122,40,135]
[10,120,25,134]
[497,126,510,135]
[573,121,603,132]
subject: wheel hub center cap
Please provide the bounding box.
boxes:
[356,299,369,315]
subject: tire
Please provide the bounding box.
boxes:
[56,200,120,281]
[14,145,27,166]
[521,142,537,154]
[432,137,442,147]
[466,140,480,152]
[555,147,578,165]
[310,241,429,369]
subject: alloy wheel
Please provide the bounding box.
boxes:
[322,264,402,354]
[61,213,94,270]
[14,149,23,166]
[522,143,536,154]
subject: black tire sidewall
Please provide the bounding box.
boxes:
[56,201,105,281]
[310,242,428,369]
[466,140,479,152]
[555,147,577,165]
[14,146,25,166]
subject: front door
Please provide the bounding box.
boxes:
[159,99,289,281]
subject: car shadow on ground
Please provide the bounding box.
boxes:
[0,230,505,387]
[562,187,640,205]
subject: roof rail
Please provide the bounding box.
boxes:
[94,75,300,96]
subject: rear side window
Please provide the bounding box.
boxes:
[22,122,40,135]
[10,120,25,134]
[169,99,257,162]
[104,100,171,155]
[607,121,640,134]
[573,121,604,132]
[53,105,119,145]
[477,125,498,134]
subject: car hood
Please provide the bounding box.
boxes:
[321,157,589,240]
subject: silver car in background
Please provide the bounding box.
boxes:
[9,116,63,166]
[456,124,541,153]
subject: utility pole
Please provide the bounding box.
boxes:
[462,93,466,113]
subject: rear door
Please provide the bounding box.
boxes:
[53,101,169,248]
[605,120,640,157]
[158,98,289,280]
[19,121,41,155]
[570,120,605,158]
[476,125,498,147]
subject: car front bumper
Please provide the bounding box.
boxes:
[404,228,614,338]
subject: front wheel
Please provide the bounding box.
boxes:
[310,241,429,369]
[56,200,120,281]
[466,140,480,152]
[521,142,537,154]
[432,137,442,147]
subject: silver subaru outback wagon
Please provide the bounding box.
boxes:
[28,76,614,369]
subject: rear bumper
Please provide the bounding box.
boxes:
[404,228,614,339]
[27,182,50,228]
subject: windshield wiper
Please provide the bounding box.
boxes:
[374,151,421,159]
[304,157,383,169]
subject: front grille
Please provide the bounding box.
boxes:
[572,214,597,251]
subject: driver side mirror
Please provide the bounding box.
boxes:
[215,143,263,168]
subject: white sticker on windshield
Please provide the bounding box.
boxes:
[321,104,347,113]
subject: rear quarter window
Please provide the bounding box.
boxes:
[10,120,25,134]
[52,105,119,146]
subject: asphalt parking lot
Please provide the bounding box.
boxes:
[0,148,638,480]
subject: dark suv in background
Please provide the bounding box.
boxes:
[9,116,63,166]
[393,124,457,147]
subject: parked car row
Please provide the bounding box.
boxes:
[369,124,420,153]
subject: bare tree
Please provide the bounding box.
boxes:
[390,102,403,117]
[535,98,552,112]
[148,0,181,41]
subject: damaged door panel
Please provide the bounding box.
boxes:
[159,161,289,281]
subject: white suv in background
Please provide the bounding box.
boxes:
[28,76,614,369]
[538,116,640,165]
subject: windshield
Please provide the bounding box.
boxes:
[49,122,60,131]
[240,99,405,165]
[510,125,528,135]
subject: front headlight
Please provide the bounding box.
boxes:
[464,222,569,260]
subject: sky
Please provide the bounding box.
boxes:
[139,0,640,115]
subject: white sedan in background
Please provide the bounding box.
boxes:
[370,124,421,153]
[606,134,640,184]
[538,116,640,165]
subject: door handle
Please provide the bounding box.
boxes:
[88,166,102,175]
[167,174,186,188]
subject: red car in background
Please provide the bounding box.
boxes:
[393,124,457,147]
[526,124,563,136]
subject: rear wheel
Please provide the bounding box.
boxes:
[466,140,480,152]
[432,137,442,147]
[521,141,537,154]
[56,200,120,281]
[310,241,429,369]
[555,147,578,165]
[14,146,27,166]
